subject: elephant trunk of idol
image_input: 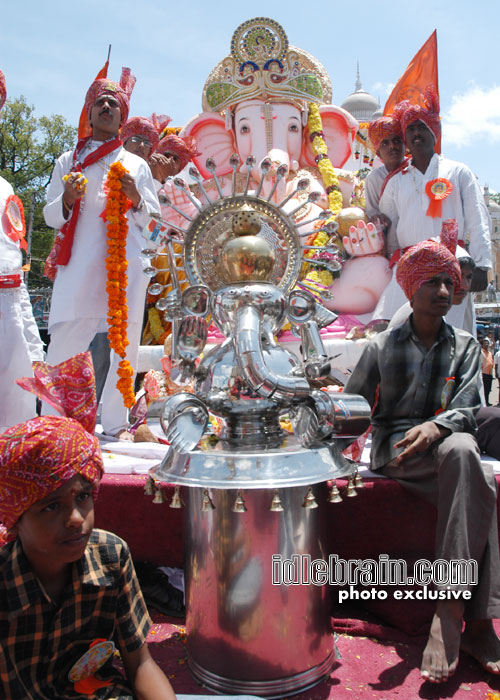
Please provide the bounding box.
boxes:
[256,149,291,201]
[235,305,310,403]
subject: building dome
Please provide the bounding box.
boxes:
[341,65,381,122]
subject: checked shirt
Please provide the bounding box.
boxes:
[0,529,151,699]
[344,317,482,469]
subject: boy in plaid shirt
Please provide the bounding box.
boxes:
[0,353,176,699]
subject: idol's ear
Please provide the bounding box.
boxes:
[181,112,235,179]
[301,105,358,168]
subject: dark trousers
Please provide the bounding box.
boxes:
[381,432,500,620]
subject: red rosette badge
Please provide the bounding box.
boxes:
[3,194,27,249]
[425,178,453,218]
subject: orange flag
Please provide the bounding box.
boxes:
[383,30,440,151]
[78,46,111,139]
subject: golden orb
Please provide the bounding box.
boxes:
[335,207,367,238]
[218,235,275,283]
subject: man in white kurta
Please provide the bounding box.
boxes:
[0,68,44,430]
[373,88,491,322]
[43,78,160,437]
[0,175,44,429]
[364,117,406,259]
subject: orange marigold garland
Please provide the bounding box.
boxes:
[105,162,136,408]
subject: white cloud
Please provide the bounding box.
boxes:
[443,85,500,147]
[371,82,395,98]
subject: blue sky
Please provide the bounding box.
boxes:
[2,0,499,190]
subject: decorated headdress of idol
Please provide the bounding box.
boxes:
[202,17,332,114]
[181,17,357,181]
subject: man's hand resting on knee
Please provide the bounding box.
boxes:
[394,422,451,463]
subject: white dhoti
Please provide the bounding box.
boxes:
[0,286,38,429]
[43,318,142,436]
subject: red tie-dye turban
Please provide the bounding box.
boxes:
[399,85,441,145]
[396,239,461,301]
[156,134,200,171]
[0,69,6,111]
[368,116,402,152]
[84,67,136,124]
[0,352,102,539]
[120,113,171,153]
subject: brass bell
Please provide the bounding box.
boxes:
[270,490,284,512]
[169,486,183,509]
[353,471,364,489]
[152,486,166,504]
[201,489,216,511]
[302,487,319,509]
[327,482,343,503]
[232,490,247,513]
[345,476,358,498]
[144,476,156,496]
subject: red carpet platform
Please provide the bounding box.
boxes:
[144,613,500,700]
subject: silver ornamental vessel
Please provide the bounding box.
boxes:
[143,153,370,696]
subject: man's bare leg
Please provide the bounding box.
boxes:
[461,619,500,674]
[421,599,464,683]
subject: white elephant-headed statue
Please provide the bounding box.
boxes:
[159,17,391,325]
[178,17,358,235]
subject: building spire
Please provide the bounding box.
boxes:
[355,61,362,92]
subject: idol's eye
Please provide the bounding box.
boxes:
[240,124,250,135]
[288,123,299,133]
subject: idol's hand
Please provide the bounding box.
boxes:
[343,220,384,257]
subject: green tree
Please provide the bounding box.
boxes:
[490,192,500,205]
[0,96,77,288]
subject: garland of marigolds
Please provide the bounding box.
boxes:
[105,162,136,408]
[304,103,344,291]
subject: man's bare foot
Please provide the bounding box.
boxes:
[421,600,463,683]
[461,619,500,674]
[134,424,159,443]
[115,429,134,441]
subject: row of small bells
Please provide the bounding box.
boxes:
[144,473,364,511]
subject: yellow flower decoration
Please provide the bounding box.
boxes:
[301,102,347,292]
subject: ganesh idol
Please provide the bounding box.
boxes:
[160,17,391,322]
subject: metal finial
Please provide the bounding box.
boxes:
[143,266,158,278]
[144,476,156,496]
[270,490,284,512]
[152,486,166,504]
[345,476,358,498]
[232,490,248,513]
[255,157,272,199]
[265,163,288,202]
[148,282,164,296]
[353,471,364,489]
[170,486,183,509]
[162,196,193,222]
[302,487,319,509]
[205,158,225,199]
[277,178,310,210]
[327,482,343,503]
[173,177,203,211]
[188,166,212,205]
[287,191,322,219]
[243,156,256,196]
[201,489,216,511]
[229,153,240,196]
[296,209,332,228]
